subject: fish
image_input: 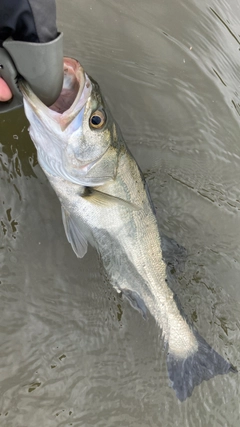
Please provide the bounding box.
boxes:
[19,57,236,401]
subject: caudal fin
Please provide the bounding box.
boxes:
[167,329,237,401]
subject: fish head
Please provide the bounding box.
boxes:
[19,57,120,186]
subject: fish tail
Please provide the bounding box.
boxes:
[167,329,237,401]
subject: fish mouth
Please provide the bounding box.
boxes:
[19,57,92,131]
[19,58,111,186]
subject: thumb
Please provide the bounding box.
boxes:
[0,78,13,101]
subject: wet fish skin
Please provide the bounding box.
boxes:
[19,58,236,401]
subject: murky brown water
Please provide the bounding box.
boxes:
[1,0,240,425]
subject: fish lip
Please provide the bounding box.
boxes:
[19,57,92,131]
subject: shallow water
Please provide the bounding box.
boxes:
[1,0,240,425]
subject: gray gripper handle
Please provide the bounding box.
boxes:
[0,32,63,113]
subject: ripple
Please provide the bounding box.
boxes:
[1,0,240,425]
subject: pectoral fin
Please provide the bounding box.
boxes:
[61,207,88,258]
[83,188,140,211]
[122,289,148,319]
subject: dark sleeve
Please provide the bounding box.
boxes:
[0,0,57,45]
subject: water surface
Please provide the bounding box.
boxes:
[0,0,240,425]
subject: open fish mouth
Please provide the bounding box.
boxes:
[19,58,112,186]
[19,57,92,131]
[50,58,88,114]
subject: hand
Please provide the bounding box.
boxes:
[0,77,12,101]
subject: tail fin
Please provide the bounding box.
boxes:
[167,329,237,401]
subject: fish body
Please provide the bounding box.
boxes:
[19,58,236,401]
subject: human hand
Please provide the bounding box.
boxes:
[0,77,12,101]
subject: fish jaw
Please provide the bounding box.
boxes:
[20,58,119,186]
[20,58,91,133]
[20,57,100,184]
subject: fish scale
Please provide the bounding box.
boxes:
[19,57,236,401]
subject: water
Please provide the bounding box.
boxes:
[1,0,240,425]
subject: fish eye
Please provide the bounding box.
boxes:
[89,109,106,129]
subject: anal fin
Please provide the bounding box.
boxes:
[122,289,148,320]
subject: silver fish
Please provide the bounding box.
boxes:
[19,58,236,401]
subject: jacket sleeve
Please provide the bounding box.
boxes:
[0,0,57,45]
[0,0,63,112]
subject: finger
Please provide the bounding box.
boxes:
[0,78,13,101]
